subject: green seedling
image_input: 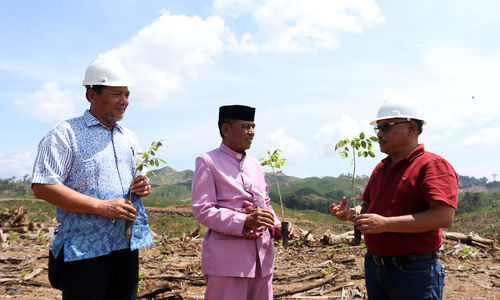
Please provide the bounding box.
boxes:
[260,149,286,220]
[335,132,378,245]
[8,231,19,243]
[125,139,166,239]
[138,271,147,291]
[20,268,31,281]
[326,266,335,275]
[260,149,290,247]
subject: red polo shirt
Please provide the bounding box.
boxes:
[361,144,458,256]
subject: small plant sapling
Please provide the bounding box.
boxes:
[260,149,289,247]
[335,132,378,245]
[125,140,166,239]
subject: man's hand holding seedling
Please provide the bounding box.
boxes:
[130,175,151,198]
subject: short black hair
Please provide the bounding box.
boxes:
[412,119,424,135]
[218,119,235,138]
[85,85,105,102]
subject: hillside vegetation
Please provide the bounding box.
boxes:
[1,168,499,238]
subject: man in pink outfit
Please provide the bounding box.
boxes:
[192,105,290,300]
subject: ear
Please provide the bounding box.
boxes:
[87,89,97,104]
[408,121,418,136]
[221,123,232,139]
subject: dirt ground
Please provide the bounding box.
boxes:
[1,207,499,299]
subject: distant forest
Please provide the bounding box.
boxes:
[1,172,499,216]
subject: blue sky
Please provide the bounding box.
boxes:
[1,0,499,181]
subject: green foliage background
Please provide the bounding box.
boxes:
[1,169,499,238]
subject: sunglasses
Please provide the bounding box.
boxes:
[374,121,410,134]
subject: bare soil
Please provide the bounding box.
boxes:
[1,207,499,300]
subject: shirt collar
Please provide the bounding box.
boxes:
[219,142,245,160]
[382,144,425,166]
[83,110,124,133]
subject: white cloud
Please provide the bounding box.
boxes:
[0,152,35,178]
[315,113,375,156]
[214,0,384,53]
[104,12,232,106]
[213,0,258,16]
[13,81,79,123]
[459,127,500,150]
[262,129,309,164]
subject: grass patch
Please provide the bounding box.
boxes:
[449,206,500,239]
[142,196,188,208]
[149,215,202,237]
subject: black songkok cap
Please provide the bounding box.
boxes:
[218,105,255,121]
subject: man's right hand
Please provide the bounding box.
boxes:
[329,196,355,222]
[97,198,137,221]
[244,208,274,229]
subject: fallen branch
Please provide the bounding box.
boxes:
[145,274,205,285]
[137,285,173,299]
[274,274,341,298]
[320,230,359,246]
[443,232,494,246]
[274,271,326,283]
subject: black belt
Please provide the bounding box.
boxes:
[370,250,438,267]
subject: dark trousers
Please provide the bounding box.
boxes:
[49,248,139,300]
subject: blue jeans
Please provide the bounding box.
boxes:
[364,252,445,300]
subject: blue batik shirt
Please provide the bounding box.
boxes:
[32,110,153,261]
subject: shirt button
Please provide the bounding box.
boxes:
[241,169,244,173]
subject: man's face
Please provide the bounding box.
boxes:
[223,120,255,153]
[89,86,129,128]
[376,118,412,155]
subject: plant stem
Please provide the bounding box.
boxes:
[272,166,285,221]
[351,147,357,216]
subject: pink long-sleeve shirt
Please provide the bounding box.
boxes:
[191,143,280,277]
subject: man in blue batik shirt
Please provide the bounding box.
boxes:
[32,56,153,300]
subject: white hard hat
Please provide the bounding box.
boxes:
[82,56,132,87]
[370,99,426,125]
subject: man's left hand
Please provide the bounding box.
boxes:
[354,213,388,234]
[131,175,152,197]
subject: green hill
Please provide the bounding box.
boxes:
[2,168,499,219]
[150,166,193,185]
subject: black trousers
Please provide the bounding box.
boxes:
[49,248,139,300]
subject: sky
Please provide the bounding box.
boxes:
[1,0,500,181]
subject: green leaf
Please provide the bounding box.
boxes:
[369,151,375,157]
[361,141,366,148]
[363,151,368,157]
[357,151,362,157]
[370,136,379,141]
[360,132,365,139]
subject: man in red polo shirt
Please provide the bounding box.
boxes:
[330,99,458,300]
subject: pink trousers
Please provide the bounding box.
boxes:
[204,261,273,300]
